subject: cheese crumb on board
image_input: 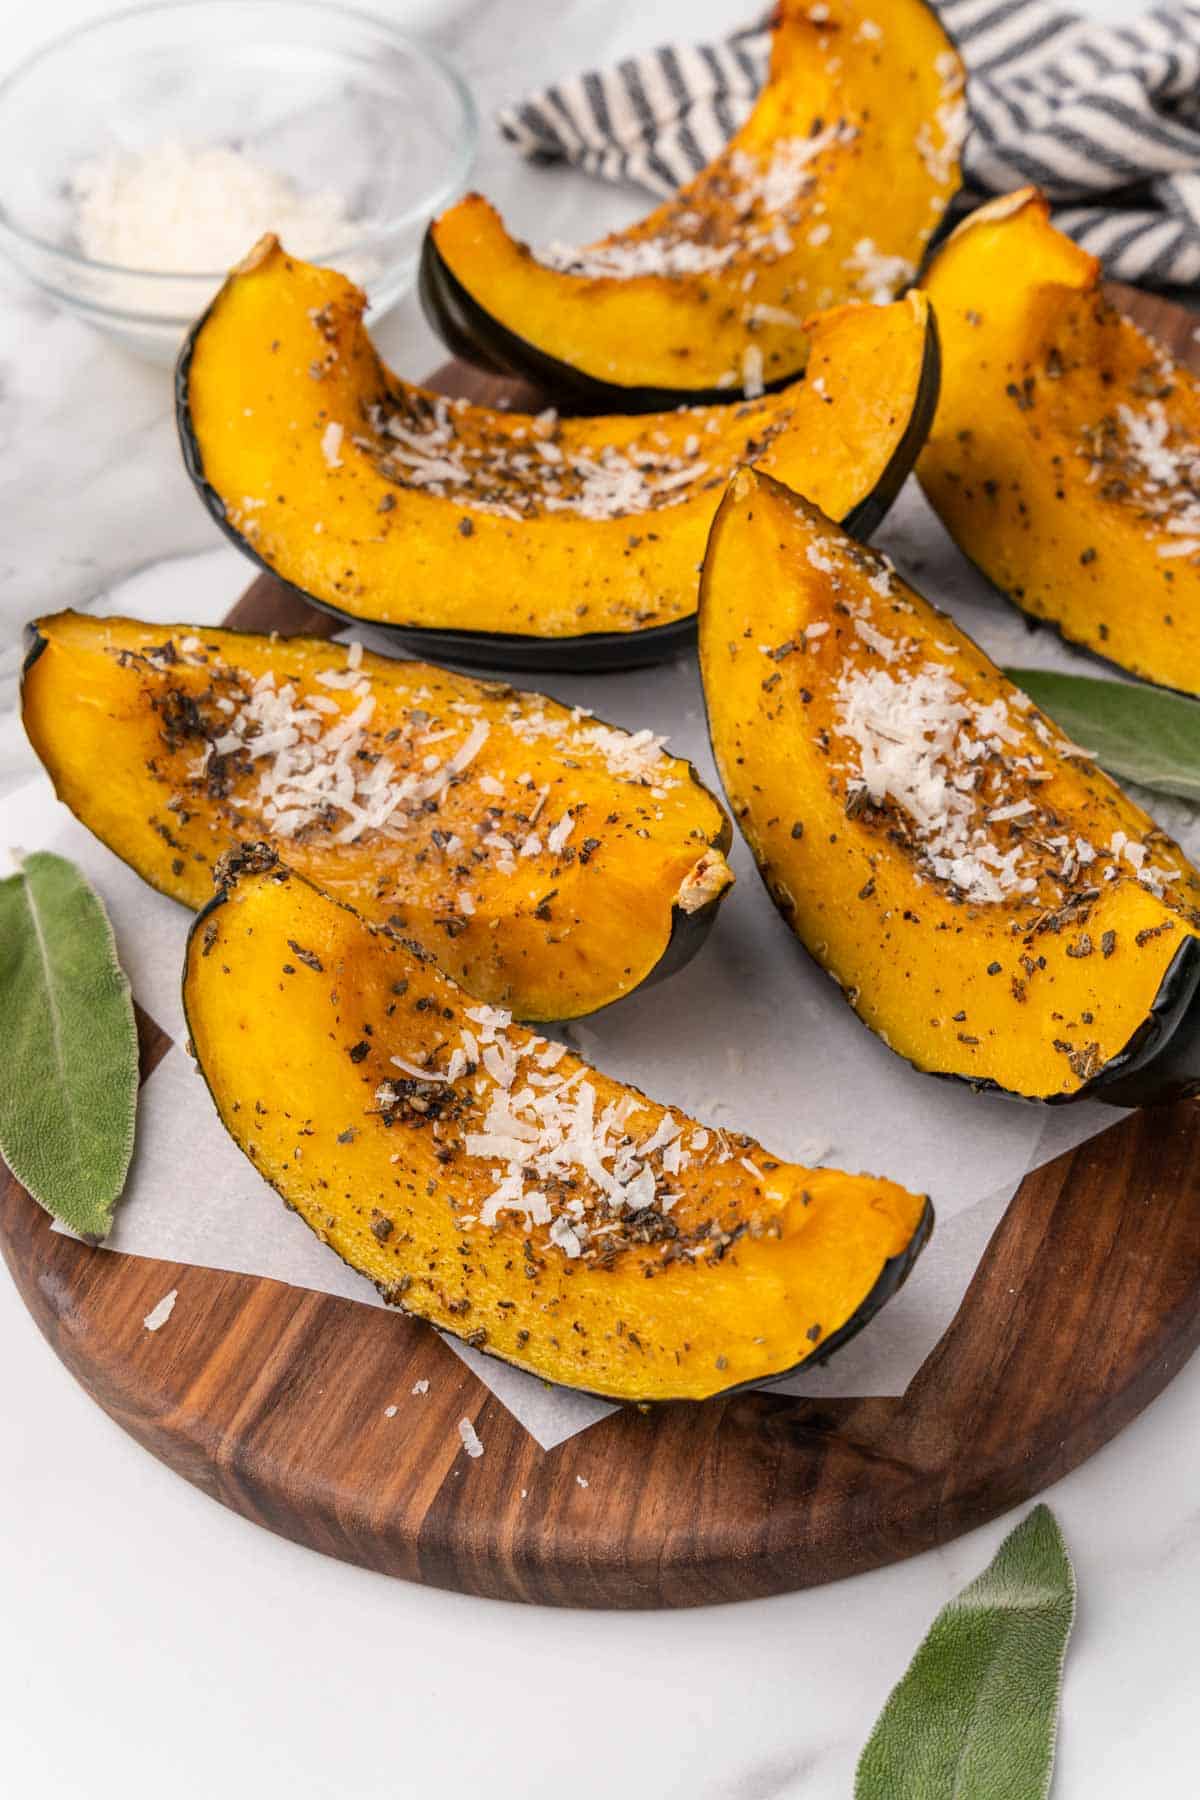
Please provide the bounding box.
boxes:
[458,1417,484,1459]
[142,1288,177,1332]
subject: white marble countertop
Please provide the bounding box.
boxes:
[3,2,1197,1797]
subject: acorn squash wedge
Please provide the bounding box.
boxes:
[177,236,939,670]
[182,853,933,1402]
[22,611,733,1023]
[699,467,1200,1104]
[920,187,1200,697]
[420,0,963,410]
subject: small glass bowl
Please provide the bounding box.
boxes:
[0,0,477,362]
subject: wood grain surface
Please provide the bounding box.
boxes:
[4,291,1200,1610]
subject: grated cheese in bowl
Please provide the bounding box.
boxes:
[70,140,356,273]
[0,1,477,360]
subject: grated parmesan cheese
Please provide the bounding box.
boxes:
[70,139,354,272]
[536,236,737,279]
[200,672,491,845]
[843,237,917,304]
[362,391,743,523]
[458,1417,484,1458]
[742,344,765,400]
[428,1002,721,1248]
[320,422,344,469]
[836,662,1041,903]
[534,122,858,285]
[746,302,804,328]
[812,540,1177,906]
[727,121,859,223]
[915,53,967,189]
[143,1289,177,1332]
[1083,398,1200,560]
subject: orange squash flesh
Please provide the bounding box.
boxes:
[424,0,963,405]
[182,860,933,1402]
[920,187,1200,697]
[700,468,1200,1102]
[22,612,733,1023]
[177,236,938,662]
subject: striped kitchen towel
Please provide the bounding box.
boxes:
[498,1,1200,288]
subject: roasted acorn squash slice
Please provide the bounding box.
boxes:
[920,187,1200,697]
[177,237,938,670]
[22,612,733,1023]
[182,855,932,1402]
[700,468,1200,1103]
[420,0,963,409]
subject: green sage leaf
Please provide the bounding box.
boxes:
[855,1505,1076,1800]
[1006,667,1200,803]
[0,851,138,1239]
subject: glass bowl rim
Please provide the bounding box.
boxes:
[0,0,479,284]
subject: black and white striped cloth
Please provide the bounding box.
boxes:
[498,1,1200,289]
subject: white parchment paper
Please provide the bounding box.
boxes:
[8,484,1199,1450]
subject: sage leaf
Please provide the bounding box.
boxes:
[1006,667,1200,803]
[855,1506,1075,1800]
[0,852,138,1239]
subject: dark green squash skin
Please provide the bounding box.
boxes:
[184,862,934,1403]
[174,302,940,674]
[21,621,733,1023]
[830,305,941,545]
[1084,936,1200,1107]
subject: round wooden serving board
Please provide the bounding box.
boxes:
[5,287,1200,1611]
